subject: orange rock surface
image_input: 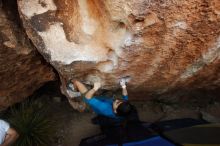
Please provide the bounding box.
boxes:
[16,0,220,107]
[0,1,55,110]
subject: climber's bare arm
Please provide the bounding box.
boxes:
[85,89,97,99]
[1,128,19,146]
[120,79,128,96]
[122,86,128,96]
[85,82,101,99]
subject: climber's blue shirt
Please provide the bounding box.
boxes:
[83,95,128,119]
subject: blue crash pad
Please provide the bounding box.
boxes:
[107,136,175,146]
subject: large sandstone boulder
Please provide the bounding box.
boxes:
[0,0,55,110]
[17,0,220,108]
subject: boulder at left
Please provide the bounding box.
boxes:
[0,0,56,110]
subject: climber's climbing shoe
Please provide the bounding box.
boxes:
[66,80,81,98]
[66,80,75,91]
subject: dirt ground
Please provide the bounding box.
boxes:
[46,95,220,146]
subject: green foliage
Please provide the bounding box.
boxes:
[5,99,55,146]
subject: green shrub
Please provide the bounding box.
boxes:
[5,99,55,146]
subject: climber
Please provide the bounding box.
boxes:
[0,119,19,146]
[67,77,135,121]
[68,78,140,145]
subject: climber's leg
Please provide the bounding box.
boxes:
[73,80,89,94]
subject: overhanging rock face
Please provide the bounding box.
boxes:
[17,0,220,102]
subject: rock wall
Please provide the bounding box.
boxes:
[17,0,220,105]
[0,0,56,110]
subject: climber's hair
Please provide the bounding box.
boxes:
[116,101,132,117]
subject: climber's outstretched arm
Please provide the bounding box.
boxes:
[120,79,128,96]
[122,86,128,96]
[85,82,101,99]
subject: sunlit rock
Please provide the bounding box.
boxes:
[17,0,220,110]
